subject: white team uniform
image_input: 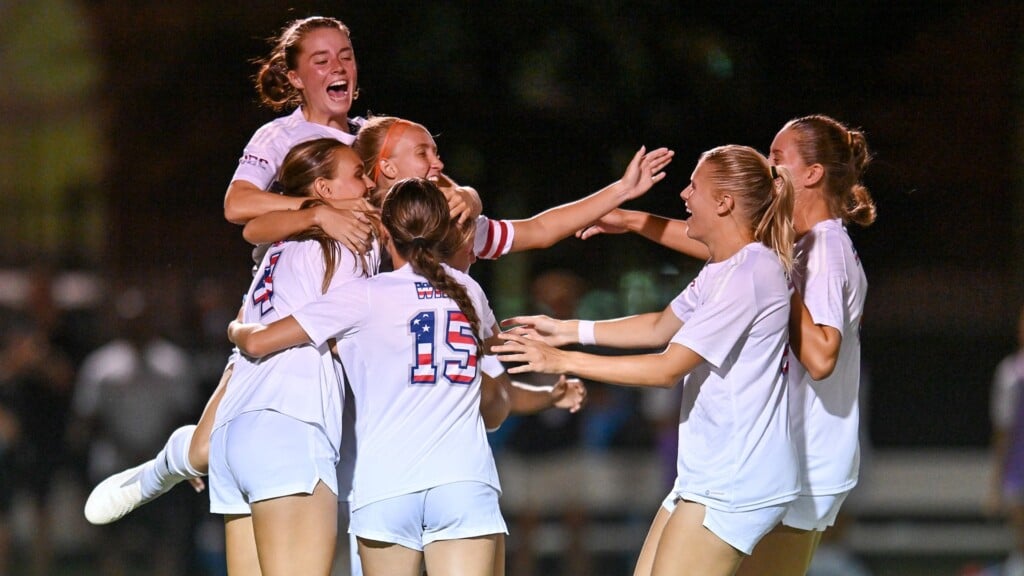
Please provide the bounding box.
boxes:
[782,218,867,530]
[292,263,505,546]
[209,239,380,514]
[232,107,365,190]
[665,242,799,553]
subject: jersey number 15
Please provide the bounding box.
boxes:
[409,310,478,386]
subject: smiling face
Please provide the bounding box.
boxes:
[680,159,718,243]
[318,146,374,201]
[383,124,445,182]
[769,127,813,201]
[287,27,357,129]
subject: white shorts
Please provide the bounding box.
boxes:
[780,492,849,531]
[209,410,339,515]
[661,493,786,556]
[350,481,507,551]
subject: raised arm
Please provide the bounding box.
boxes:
[228,316,312,359]
[578,208,709,260]
[507,147,674,252]
[788,290,842,380]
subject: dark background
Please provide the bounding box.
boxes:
[3,1,1023,448]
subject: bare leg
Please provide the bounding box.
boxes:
[190,363,232,475]
[424,535,498,576]
[734,525,819,576]
[250,481,338,576]
[225,513,262,576]
[651,500,744,576]
[634,505,671,576]
[492,534,506,576]
[357,538,422,576]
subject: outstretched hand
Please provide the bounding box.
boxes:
[576,208,631,240]
[551,376,587,413]
[493,332,566,375]
[621,146,674,201]
[499,315,574,347]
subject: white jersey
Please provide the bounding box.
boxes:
[214,239,380,455]
[293,263,501,510]
[789,219,866,495]
[668,242,798,512]
[232,107,366,191]
[473,215,515,260]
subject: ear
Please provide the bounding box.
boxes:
[379,158,398,179]
[716,194,735,216]
[286,70,304,91]
[804,163,825,188]
[313,177,333,199]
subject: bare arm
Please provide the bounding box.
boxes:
[493,335,701,389]
[243,200,377,253]
[228,316,311,359]
[507,147,673,252]
[501,306,683,351]
[480,371,512,430]
[508,375,586,414]
[788,291,842,380]
[578,208,709,260]
[224,180,306,224]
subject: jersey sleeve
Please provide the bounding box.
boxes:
[670,279,700,323]
[231,123,286,190]
[292,280,371,347]
[671,268,761,369]
[800,232,850,335]
[473,215,515,260]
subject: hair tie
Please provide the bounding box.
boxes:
[369,120,412,181]
[770,165,779,180]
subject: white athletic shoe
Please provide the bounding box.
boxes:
[84,461,149,525]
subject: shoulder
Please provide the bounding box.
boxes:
[244,110,302,148]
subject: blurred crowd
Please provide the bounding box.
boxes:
[0,266,237,576]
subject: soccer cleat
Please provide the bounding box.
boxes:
[84,462,149,525]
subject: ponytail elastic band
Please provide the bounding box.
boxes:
[369,120,412,181]
[578,320,596,346]
[770,165,779,179]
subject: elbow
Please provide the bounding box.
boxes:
[804,356,837,381]
[241,224,260,245]
[224,201,249,225]
[224,185,254,225]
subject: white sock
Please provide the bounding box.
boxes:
[139,424,200,500]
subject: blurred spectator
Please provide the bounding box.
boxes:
[987,304,1024,576]
[0,289,75,576]
[70,283,199,576]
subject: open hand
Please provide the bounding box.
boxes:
[621,146,674,201]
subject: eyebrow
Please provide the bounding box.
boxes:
[308,47,353,58]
